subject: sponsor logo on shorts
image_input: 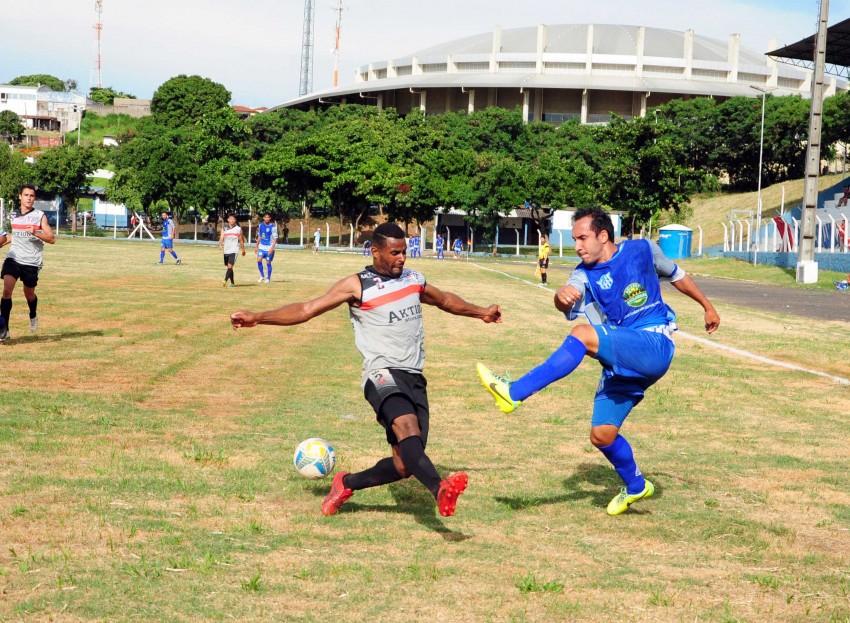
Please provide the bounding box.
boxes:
[622,282,648,307]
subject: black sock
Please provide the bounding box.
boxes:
[344,457,403,491]
[1,297,11,326]
[397,436,442,497]
[226,268,234,283]
[27,296,37,319]
[542,273,547,284]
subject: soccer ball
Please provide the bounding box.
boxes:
[293,438,336,479]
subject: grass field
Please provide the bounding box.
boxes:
[0,239,848,622]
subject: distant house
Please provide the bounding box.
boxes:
[0,84,85,133]
[232,105,268,120]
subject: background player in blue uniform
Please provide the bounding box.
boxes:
[158,211,181,265]
[255,213,278,283]
[436,234,445,259]
[452,236,463,260]
[478,206,719,515]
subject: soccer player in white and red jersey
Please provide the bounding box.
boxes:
[219,214,245,287]
[230,222,502,518]
[0,184,55,341]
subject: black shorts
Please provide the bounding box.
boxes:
[364,368,429,446]
[538,257,549,269]
[1,257,40,288]
[223,253,236,266]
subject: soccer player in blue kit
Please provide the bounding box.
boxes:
[256,212,278,283]
[477,206,720,515]
[158,211,181,265]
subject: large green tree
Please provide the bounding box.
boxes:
[8,74,67,92]
[35,144,102,231]
[89,86,136,105]
[150,75,231,129]
[0,111,25,143]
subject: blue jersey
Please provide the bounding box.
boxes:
[436,237,444,251]
[453,239,463,251]
[258,222,277,247]
[162,218,175,240]
[567,239,677,331]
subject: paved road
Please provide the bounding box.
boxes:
[685,275,849,322]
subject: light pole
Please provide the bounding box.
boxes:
[750,85,776,266]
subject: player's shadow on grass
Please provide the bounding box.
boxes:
[311,474,472,542]
[495,462,660,513]
[4,330,113,344]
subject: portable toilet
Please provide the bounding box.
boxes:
[657,224,693,259]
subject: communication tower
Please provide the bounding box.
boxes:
[91,0,104,91]
[332,0,344,88]
[299,0,316,96]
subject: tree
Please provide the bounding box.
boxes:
[151,75,231,128]
[0,111,25,143]
[89,86,136,105]
[8,74,66,92]
[0,146,31,206]
[35,145,103,232]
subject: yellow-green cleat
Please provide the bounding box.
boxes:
[476,362,521,414]
[607,480,654,516]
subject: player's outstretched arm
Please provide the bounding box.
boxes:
[231,274,360,329]
[421,283,502,323]
[670,274,720,334]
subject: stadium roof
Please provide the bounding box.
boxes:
[767,17,850,77]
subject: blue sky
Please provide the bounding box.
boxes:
[1,0,848,108]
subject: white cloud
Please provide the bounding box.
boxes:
[1,0,848,107]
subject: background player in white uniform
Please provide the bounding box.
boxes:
[0,184,55,340]
[219,214,245,287]
[255,212,278,283]
[230,222,502,518]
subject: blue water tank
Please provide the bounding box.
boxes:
[657,224,693,259]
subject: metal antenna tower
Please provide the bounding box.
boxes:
[332,0,344,88]
[91,0,104,90]
[299,0,316,96]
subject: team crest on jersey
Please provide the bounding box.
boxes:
[596,272,614,290]
[622,282,648,307]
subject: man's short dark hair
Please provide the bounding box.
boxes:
[263,212,271,218]
[226,213,236,220]
[372,222,405,247]
[20,183,36,194]
[573,206,615,242]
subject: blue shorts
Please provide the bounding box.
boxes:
[590,324,674,427]
[161,239,173,249]
[257,247,275,261]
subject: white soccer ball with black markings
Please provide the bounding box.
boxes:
[293,438,336,479]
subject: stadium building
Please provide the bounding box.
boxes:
[276,23,841,122]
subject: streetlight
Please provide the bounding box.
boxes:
[750,85,777,266]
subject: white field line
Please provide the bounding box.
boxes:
[472,263,850,386]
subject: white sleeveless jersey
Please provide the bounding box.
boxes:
[222,225,242,254]
[349,267,426,385]
[8,209,46,267]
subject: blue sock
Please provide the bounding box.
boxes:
[598,435,645,494]
[266,263,272,279]
[510,335,587,401]
[257,262,264,278]
[159,250,165,262]
[171,251,178,259]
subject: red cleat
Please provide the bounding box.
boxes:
[321,471,353,516]
[436,472,468,517]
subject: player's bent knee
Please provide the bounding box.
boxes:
[590,425,618,447]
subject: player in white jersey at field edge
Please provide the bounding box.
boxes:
[0,184,55,341]
[230,222,502,518]
[220,214,245,287]
[255,212,278,283]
